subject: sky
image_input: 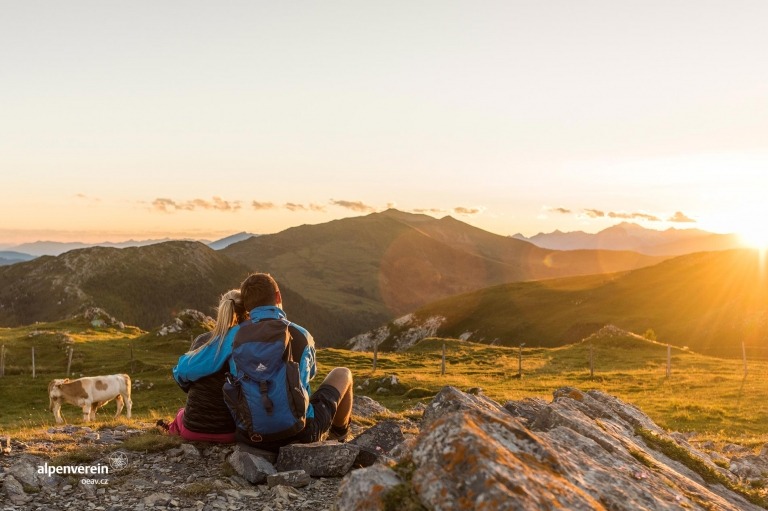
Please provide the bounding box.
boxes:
[2,1,768,247]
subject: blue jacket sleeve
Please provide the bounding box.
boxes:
[172,327,237,385]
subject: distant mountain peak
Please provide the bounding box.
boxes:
[517,222,740,256]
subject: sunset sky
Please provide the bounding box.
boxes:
[2,1,767,247]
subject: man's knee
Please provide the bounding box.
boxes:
[328,367,352,382]
[324,367,352,394]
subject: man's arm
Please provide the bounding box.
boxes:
[172,327,237,386]
[289,323,317,387]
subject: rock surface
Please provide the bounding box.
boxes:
[227,451,277,484]
[334,465,403,511]
[276,442,360,477]
[349,420,404,467]
[338,386,768,511]
[4,390,768,510]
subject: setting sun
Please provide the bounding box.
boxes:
[738,214,768,249]
[740,229,768,249]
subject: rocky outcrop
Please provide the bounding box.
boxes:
[4,390,768,510]
[156,309,214,336]
[349,421,404,467]
[338,386,768,510]
[276,442,360,477]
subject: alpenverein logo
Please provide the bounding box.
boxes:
[108,451,129,471]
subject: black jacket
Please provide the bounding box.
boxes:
[181,333,236,434]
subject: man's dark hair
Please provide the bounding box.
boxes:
[240,273,280,311]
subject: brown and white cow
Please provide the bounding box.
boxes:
[48,374,132,424]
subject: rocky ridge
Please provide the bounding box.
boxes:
[3,389,768,510]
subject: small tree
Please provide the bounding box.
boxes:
[643,329,657,342]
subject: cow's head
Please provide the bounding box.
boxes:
[47,378,69,410]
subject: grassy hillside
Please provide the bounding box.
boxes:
[0,241,248,329]
[1,319,767,447]
[359,249,768,357]
[223,209,663,332]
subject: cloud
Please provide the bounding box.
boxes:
[453,206,483,215]
[607,211,661,222]
[75,193,101,203]
[252,201,277,210]
[284,203,306,212]
[151,197,242,213]
[330,200,375,213]
[152,198,177,213]
[583,209,606,218]
[549,207,572,214]
[668,211,696,223]
[413,208,446,214]
[284,202,326,212]
[631,212,661,222]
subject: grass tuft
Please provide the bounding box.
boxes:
[180,481,217,497]
[120,429,182,453]
[636,427,768,509]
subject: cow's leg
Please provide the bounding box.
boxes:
[82,403,92,422]
[123,392,132,419]
[114,395,124,418]
[52,401,64,424]
[89,403,99,421]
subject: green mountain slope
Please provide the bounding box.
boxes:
[0,242,248,329]
[223,209,663,327]
[0,242,378,345]
[352,249,768,357]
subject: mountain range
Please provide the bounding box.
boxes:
[0,210,665,345]
[222,209,664,337]
[349,248,768,357]
[0,251,37,266]
[1,233,258,258]
[513,222,743,256]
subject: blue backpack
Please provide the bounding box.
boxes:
[223,318,309,443]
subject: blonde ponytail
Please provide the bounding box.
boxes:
[187,289,244,356]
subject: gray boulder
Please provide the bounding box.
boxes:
[227,451,277,484]
[350,421,404,467]
[276,442,360,477]
[420,385,510,430]
[353,395,390,418]
[267,470,311,488]
[3,474,32,506]
[334,465,403,511]
[8,457,40,488]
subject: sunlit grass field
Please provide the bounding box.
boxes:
[1,318,766,448]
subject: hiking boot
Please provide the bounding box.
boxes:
[327,422,351,443]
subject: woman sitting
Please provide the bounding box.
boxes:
[164,289,245,442]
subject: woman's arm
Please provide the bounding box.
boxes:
[172,326,238,385]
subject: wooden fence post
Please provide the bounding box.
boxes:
[372,340,378,372]
[742,341,748,379]
[0,345,5,377]
[130,344,135,374]
[32,347,36,379]
[518,343,525,378]
[66,346,74,377]
[441,343,446,376]
[666,344,671,378]
[589,344,594,378]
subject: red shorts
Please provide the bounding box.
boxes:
[168,408,236,443]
